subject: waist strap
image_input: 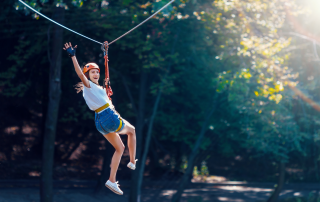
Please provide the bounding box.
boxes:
[95,103,110,113]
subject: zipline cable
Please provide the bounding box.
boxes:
[108,0,175,45]
[18,0,103,45]
[18,0,175,46]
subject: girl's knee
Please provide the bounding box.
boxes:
[131,125,135,130]
[117,144,125,153]
[131,126,136,133]
[129,125,135,134]
[128,128,136,137]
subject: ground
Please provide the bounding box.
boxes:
[0,180,319,202]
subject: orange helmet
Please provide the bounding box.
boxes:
[83,63,100,74]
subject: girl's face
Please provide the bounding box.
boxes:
[89,69,100,84]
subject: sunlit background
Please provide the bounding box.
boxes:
[1,0,320,201]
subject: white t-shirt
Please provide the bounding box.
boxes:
[83,81,112,111]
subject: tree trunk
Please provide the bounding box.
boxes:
[130,33,179,202]
[40,6,64,202]
[171,97,218,202]
[266,161,285,202]
[136,80,164,200]
[129,69,147,202]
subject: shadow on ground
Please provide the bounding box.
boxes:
[0,181,319,202]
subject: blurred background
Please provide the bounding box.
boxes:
[1,0,320,201]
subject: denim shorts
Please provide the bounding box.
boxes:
[95,107,125,135]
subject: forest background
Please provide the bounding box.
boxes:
[1,0,320,202]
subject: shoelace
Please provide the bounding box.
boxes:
[130,159,138,166]
[115,181,120,187]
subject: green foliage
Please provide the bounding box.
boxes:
[1,39,44,97]
[194,0,310,163]
[180,155,188,172]
[200,161,209,177]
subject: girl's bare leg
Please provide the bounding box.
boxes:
[103,132,125,183]
[118,119,136,164]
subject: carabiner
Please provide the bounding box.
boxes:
[101,41,109,56]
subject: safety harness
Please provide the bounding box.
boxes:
[101,41,113,99]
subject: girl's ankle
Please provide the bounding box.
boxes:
[109,179,116,183]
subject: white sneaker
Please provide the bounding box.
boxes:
[127,159,138,170]
[105,180,123,195]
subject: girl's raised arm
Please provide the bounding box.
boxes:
[63,42,90,88]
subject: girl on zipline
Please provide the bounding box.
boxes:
[63,42,137,195]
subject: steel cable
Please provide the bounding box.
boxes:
[18,0,175,46]
[18,0,103,44]
[108,0,175,45]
